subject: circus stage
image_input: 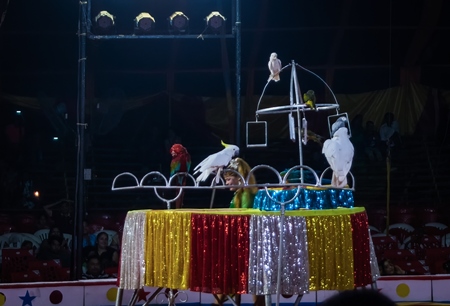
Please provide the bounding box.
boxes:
[1,276,450,306]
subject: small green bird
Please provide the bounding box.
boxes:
[303,90,316,110]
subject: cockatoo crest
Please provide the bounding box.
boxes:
[322,127,354,188]
[194,141,240,183]
[268,52,282,82]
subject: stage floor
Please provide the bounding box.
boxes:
[1,275,450,306]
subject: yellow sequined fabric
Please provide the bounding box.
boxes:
[144,210,191,289]
[306,213,354,290]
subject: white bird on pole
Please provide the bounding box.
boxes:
[194,141,240,183]
[268,52,282,82]
[322,127,354,188]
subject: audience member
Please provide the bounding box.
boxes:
[379,259,407,275]
[109,232,121,251]
[380,112,401,150]
[39,226,69,254]
[82,220,96,248]
[350,114,365,156]
[443,260,450,274]
[20,240,36,255]
[83,231,119,269]
[321,289,396,306]
[44,199,74,234]
[36,213,51,230]
[37,235,71,268]
[82,255,110,279]
[363,121,383,163]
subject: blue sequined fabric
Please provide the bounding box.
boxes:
[253,188,354,211]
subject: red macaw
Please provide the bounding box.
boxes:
[170,144,191,208]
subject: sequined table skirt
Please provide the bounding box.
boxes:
[118,208,379,295]
[253,187,355,211]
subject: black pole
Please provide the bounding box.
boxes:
[235,0,241,147]
[74,0,87,280]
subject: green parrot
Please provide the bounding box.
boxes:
[303,90,316,110]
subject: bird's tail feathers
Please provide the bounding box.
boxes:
[196,169,213,183]
[332,172,348,188]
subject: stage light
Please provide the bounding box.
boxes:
[95,11,115,32]
[205,11,226,33]
[168,11,189,33]
[135,12,155,33]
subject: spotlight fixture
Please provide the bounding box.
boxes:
[205,11,226,33]
[168,11,189,33]
[135,12,155,33]
[95,11,115,33]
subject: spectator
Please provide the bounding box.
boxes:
[82,220,96,248]
[379,259,407,275]
[38,226,69,254]
[380,112,401,149]
[20,240,36,255]
[44,199,74,234]
[443,260,450,274]
[82,255,110,279]
[37,235,71,268]
[83,231,119,269]
[36,213,51,230]
[363,121,383,163]
[350,114,365,155]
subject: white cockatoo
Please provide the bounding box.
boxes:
[268,52,282,82]
[322,127,354,188]
[194,141,240,183]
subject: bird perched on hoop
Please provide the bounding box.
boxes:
[303,89,316,110]
[322,124,354,188]
[194,141,240,183]
[170,144,191,208]
[268,52,282,82]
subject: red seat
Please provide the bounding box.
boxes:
[430,259,449,274]
[425,248,450,274]
[388,229,411,248]
[390,207,417,227]
[59,267,71,281]
[395,260,428,275]
[104,266,118,277]
[383,249,417,261]
[407,234,442,259]
[28,260,63,281]
[10,270,42,282]
[372,235,398,260]
[1,249,36,283]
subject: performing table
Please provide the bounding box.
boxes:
[118,207,379,295]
